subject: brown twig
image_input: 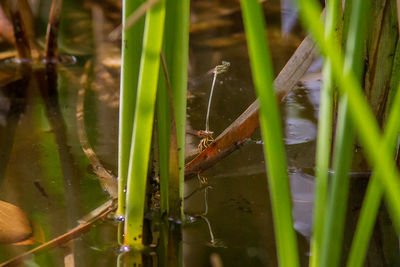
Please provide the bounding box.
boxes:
[0,200,117,267]
[184,35,319,179]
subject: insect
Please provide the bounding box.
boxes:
[198,130,214,153]
[196,61,230,154]
[197,173,208,185]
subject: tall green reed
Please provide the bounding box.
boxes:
[319,0,370,265]
[117,0,145,219]
[309,0,341,265]
[157,0,189,218]
[240,0,299,266]
[164,2,189,213]
[124,0,166,248]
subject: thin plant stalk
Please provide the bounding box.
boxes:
[124,0,166,248]
[117,0,145,219]
[240,0,299,266]
[294,0,400,230]
[309,0,341,265]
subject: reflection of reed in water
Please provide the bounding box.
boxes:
[0,77,29,183]
[185,174,226,248]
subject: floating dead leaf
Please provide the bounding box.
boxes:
[0,200,32,244]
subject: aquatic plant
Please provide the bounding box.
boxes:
[310,0,341,265]
[240,0,299,266]
[117,0,144,223]
[122,0,166,248]
[119,0,189,252]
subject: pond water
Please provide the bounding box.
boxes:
[0,0,398,266]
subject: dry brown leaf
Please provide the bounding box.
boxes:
[12,221,45,246]
[0,200,32,244]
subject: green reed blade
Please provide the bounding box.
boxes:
[124,0,166,248]
[157,0,189,218]
[164,0,189,218]
[310,0,341,265]
[117,0,145,218]
[240,0,299,266]
[319,0,370,266]
[295,0,400,235]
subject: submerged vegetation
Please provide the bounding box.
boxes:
[0,0,400,266]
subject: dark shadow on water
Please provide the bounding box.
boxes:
[0,71,29,183]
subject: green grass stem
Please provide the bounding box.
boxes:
[309,0,341,265]
[319,0,369,265]
[117,0,145,218]
[240,0,299,266]
[124,0,166,248]
[162,0,190,218]
[295,0,400,231]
